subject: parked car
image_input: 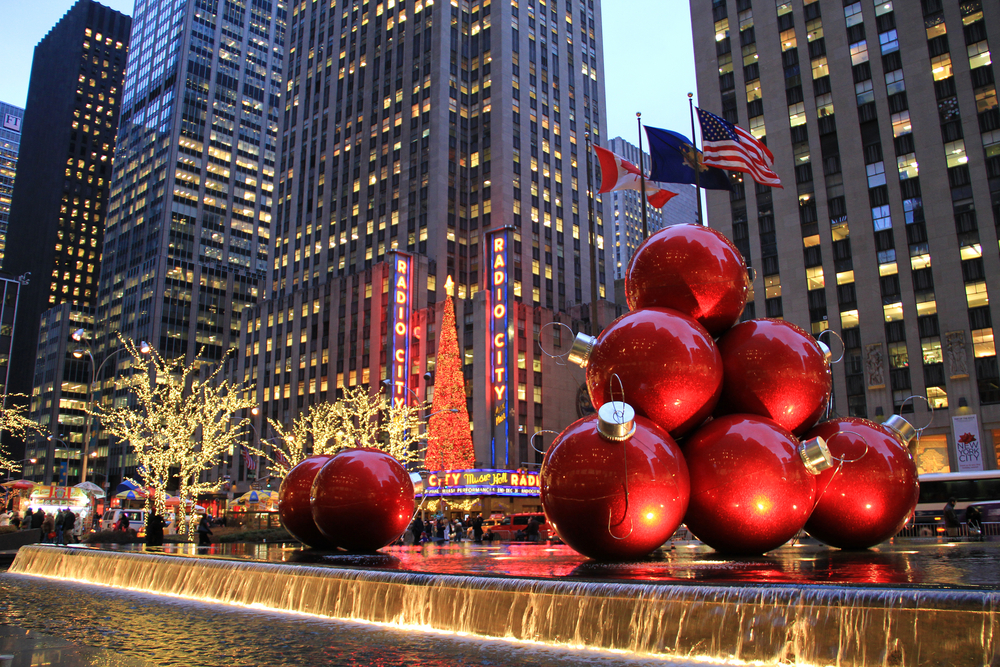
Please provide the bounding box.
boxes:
[484,513,552,542]
[100,509,175,537]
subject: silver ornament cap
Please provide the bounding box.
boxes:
[883,414,917,445]
[817,339,832,364]
[597,401,637,442]
[799,436,833,475]
[567,332,597,368]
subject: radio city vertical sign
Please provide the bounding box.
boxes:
[487,227,514,467]
[389,251,413,408]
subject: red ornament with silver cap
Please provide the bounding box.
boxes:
[682,414,832,555]
[624,224,750,337]
[278,455,338,549]
[568,308,723,438]
[541,401,690,561]
[803,416,920,550]
[311,448,415,552]
[714,318,833,436]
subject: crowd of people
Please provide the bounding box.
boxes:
[402,513,541,545]
[0,507,83,544]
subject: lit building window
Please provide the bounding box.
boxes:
[966,281,989,308]
[973,328,996,358]
[931,53,953,81]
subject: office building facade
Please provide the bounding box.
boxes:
[95,0,287,484]
[234,0,612,480]
[693,0,1000,472]
[0,102,25,266]
[2,1,130,473]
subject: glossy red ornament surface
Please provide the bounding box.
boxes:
[311,449,414,552]
[683,414,816,555]
[541,413,690,561]
[278,455,337,549]
[804,418,919,550]
[587,308,723,438]
[715,318,832,435]
[625,224,749,336]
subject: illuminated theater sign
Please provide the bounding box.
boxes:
[389,251,413,408]
[426,468,540,497]
[486,227,514,468]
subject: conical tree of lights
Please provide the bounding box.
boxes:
[425,277,475,471]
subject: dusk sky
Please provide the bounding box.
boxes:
[0,0,699,147]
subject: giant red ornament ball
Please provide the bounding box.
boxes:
[804,417,919,550]
[683,414,818,555]
[625,224,749,337]
[715,318,832,436]
[311,448,414,552]
[541,402,690,561]
[577,307,723,438]
[278,454,337,549]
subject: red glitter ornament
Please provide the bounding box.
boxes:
[541,402,690,561]
[311,449,415,552]
[804,416,920,550]
[715,318,832,436]
[569,307,723,438]
[278,455,338,549]
[625,224,749,336]
[683,414,821,555]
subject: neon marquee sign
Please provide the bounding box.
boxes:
[487,227,514,468]
[389,251,413,408]
[427,468,540,497]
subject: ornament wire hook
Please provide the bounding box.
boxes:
[746,265,757,285]
[606,372,634,540]
[530,430,561,456]
[899,394,934,433]
[812,430,871,511]
[817,329,846,364]
[538,321,576,366]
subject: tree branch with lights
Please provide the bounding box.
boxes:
[95,338,255,536]
[257,385,428,476]
[0,395,44,475]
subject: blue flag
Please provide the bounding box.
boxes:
[644,126,732,191]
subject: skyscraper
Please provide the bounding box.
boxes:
[235,0,612,482]
[0,102,25,265]
[96,0,287,485]
[3,1,131,475]
[605,136,698,280]
[692,0,1000,473]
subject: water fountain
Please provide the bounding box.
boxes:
[8,541,999,665]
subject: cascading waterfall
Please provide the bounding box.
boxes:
[9,545,999,666]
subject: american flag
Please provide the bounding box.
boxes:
[274,446,288,467]
[696,108,782,188]
[241,445,256,471]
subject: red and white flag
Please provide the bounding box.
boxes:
[696,107,782,188]
[594,145,679,208]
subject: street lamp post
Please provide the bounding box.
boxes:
[2,457,37,480]
[71,330,151,485]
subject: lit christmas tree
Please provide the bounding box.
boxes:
[425,276,475,471]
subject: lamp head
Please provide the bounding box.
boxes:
[72,349,85,359]
[251,406,260,417]
[71,328,86,342]
[138,341,152,354]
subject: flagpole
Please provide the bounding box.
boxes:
[688,92,704,226]
[636,112,649,239]
[585,132,601,334]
